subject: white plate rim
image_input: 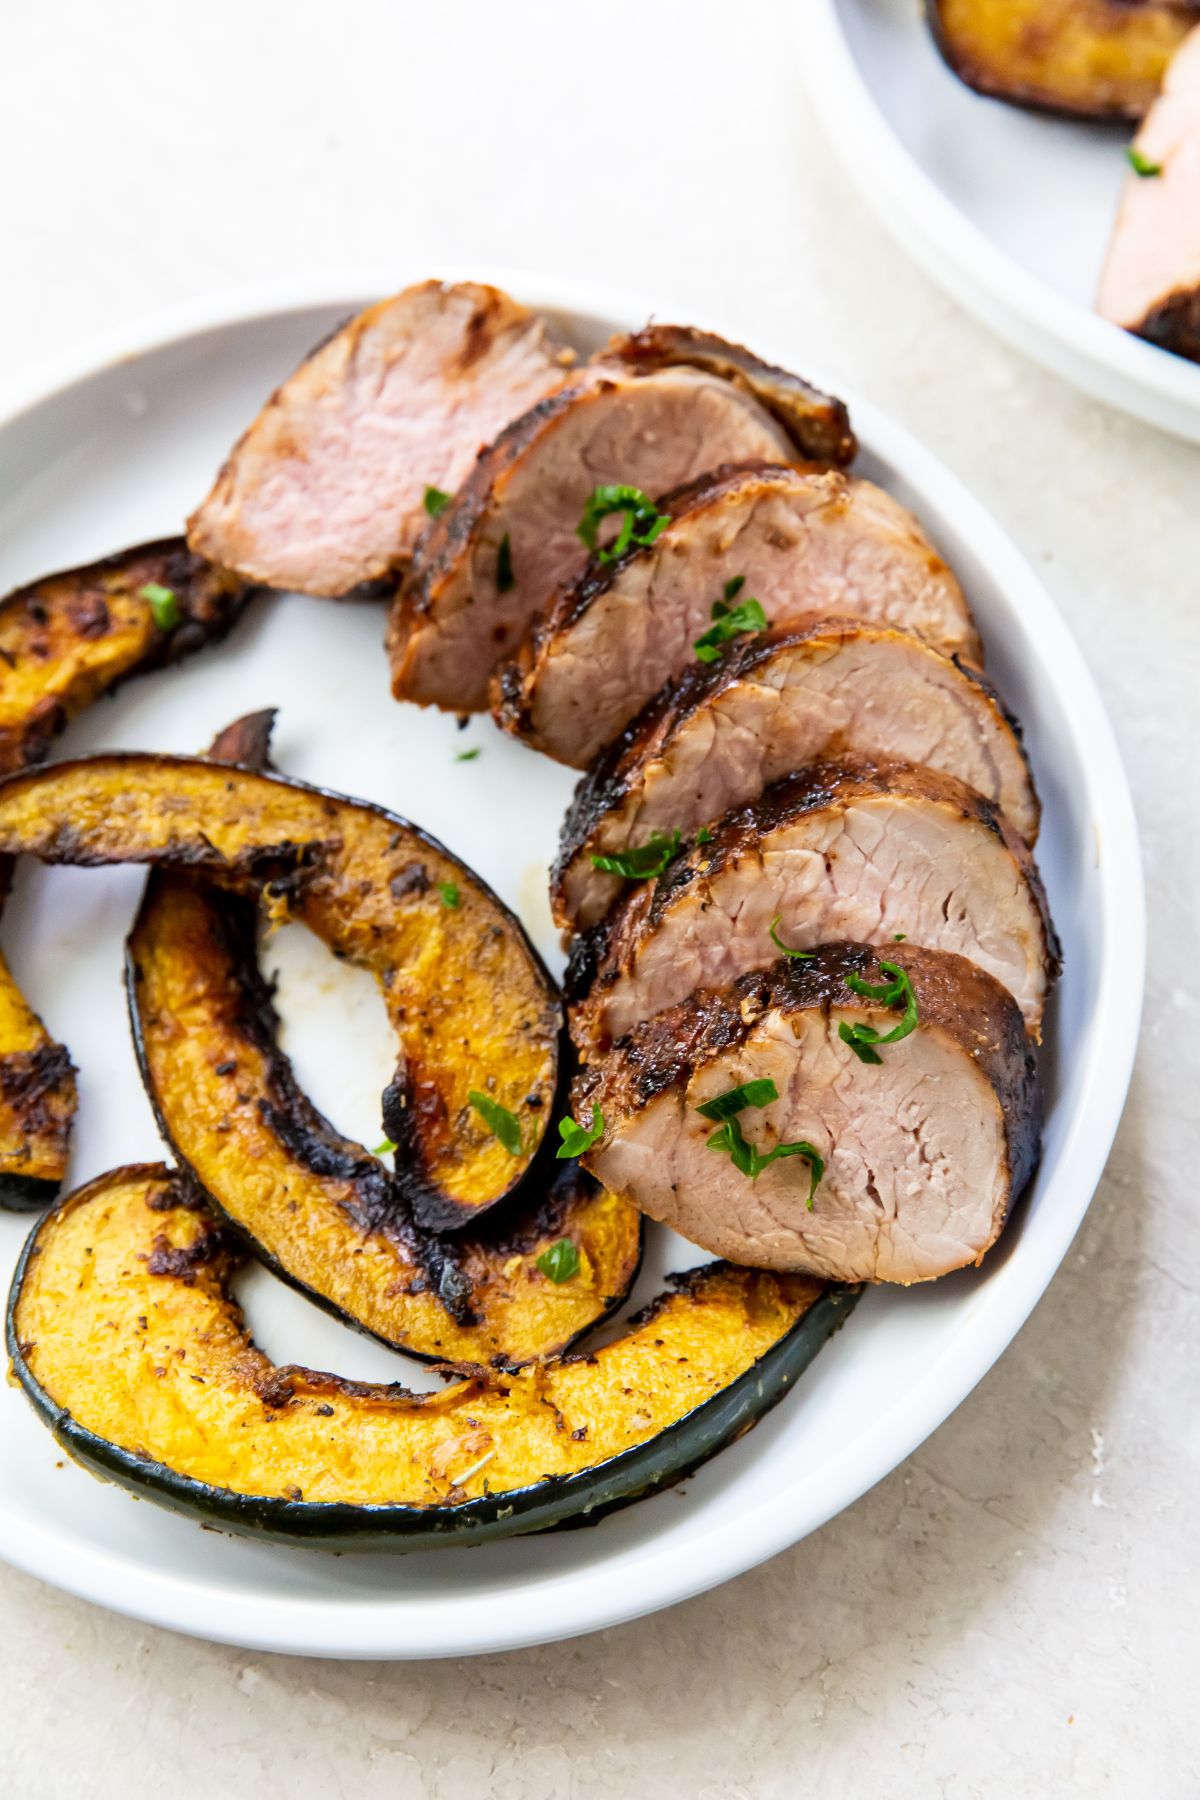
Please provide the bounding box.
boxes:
[0,269,1145,1658]
[804,0,1200,442]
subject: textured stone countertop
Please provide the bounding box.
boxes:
[1,2,1196,1794]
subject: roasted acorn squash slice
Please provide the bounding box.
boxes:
[128,871,640,1366]
[0,753,562,1231]
[7,1165,856,1549]
[0,541,254,1208]
[927,0,1200,121]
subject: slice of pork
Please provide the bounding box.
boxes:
[596,325,858,467]
[553,621,1039,932]
[187,281,570,597]
[1098,25,1200,362]
[577,943,1041,1285]
[569,757,1058,1052]
[494,463,982,769]
[389,334,855,714]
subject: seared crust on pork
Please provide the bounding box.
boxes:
[553,621,1039,931]
[577,943,1042,1283]
[494,462,981,769]
[390,334,855,714]
[568,757,1059,1048]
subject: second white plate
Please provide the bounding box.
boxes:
[806,0,1200,442]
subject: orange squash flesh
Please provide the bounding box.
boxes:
[128,871,640,1365]
[0,753,562,1231]
[7,1165,853,1547]
[0,541,252,1206]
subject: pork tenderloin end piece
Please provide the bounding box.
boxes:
[494,463,982,769]
[1098,25,1200,364]
[578,943,1042,1285]
[187,281,569,597]
[569,757,1059,1051]
[552,621,1039,933]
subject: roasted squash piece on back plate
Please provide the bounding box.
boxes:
[926,0,1200,121]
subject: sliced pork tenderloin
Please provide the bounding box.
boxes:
[596,325,857,467]
[389,335,855,714]
[494,463,982,769]
[1098,25,1200,362]
[552,621,1039,932]
[187,281,570,597]
[576,943,1041,1284]
[569,758,1058,1053]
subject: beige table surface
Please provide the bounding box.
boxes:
[1,2,1197,1794]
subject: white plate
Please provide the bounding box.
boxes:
[0,270,1143,1659]
[806,0,1200,442]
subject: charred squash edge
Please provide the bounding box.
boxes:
[126,872,641,1368]
[0,751,565,1233]
[6,1164,858,1551]
[0,539,257,1209]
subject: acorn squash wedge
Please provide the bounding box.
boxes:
[7,1165,856,1549]
[127,872,640,1366]
[0,753,562,1232]
[926,0,1200,121]
[0,540,253,1209]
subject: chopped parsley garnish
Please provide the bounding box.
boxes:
[695,1078,779,1122]
[468,1090,523,1156]
[423,485,452,517]
[591,828,682,880]
[1126,146,1162,178]
[693,591,768,663]
[705,1115,823,1204]
[438,882,461,909]
[496,533,515,593]
[893,932,907,941]
[455,747,481,762]
[373,1138,397,1156]
[576,484,670,564]
[140,582,180,631]
[537,1238,580,1283]
[556,1106,604,1159]
[696,826,714,846]
[722,575,746,604]
[839,960,919,1064]
[769,915,814,961]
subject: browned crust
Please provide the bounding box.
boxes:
[599,326,856,467]
[490,461,802,739]
[576,942,1042,1204]
[395,330,855,690]
[1130,282,1200,362]
[567,755,1061,1018]
[552,621,1037,915]
[393,374,606,631]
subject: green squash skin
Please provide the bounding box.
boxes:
[0,1172,61,1213]
[122,907,643,1371]
[4,1205,857,1552]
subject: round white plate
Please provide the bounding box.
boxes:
[0,271,1142,1659]
[806,0,1200,442]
